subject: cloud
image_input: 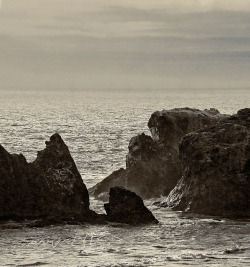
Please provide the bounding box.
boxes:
[90,0,250,13]
[0,0,249,90]
[1,0,250,38]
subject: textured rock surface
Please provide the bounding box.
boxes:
[0,133,159,226]
[89,133,180,200]
[0,133,91,221]
[164,108,250,217]
[90,108,227,199]
[104,186,158,224]
[148,108,226,149]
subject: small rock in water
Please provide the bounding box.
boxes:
[104,186,158,225]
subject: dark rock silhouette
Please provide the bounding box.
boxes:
[163,108,250,217]
[0,133,93,222]
[90,108,227,200]
[0,134,158,226]
[104,186,158,224]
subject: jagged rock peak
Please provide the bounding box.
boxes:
[0,133,90,220]
[46,132,63,144]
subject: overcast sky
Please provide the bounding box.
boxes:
[0,0,250,90]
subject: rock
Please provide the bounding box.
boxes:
[89,133,179,200]
[0,133,95,222]
[164,108,250,217]
[148,107,226,149]
[0,133,160,226]
[104,187,158,224]
[88,168,126,201]
[90,108,227,199]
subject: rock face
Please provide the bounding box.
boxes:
[104,186,158,224]
[164,109,250,217]
[90,108,227,200]
[0,133,90,221]
[148,108,225,149]
[0,133,159,226]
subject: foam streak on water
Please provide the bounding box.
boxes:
[0,88,249,266]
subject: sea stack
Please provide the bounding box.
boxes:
[0,133,160,226]
[104,186,158,224]
[90,108,228,200]
[164,108,250,217]
[0,133,91,221]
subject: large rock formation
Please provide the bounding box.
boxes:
[89,133,180,200]
[104,186,158,224]
[0,133,159,226]
[90,108,227,200]
[0,133,92,221]
[163,108,250,217]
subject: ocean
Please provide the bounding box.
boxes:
[0,88,249,266]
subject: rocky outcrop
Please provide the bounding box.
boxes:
[104,186,158,224]
[89,133,180,200]
[0,133,92,222]
[148,108,226,149]
[0,134,158,226]
[90,108,227,200]
[163,108,250,217]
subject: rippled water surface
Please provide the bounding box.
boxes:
[0,88,249,266]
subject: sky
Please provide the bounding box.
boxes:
[0,0,250,90]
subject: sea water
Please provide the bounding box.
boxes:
[0,88,249,266]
